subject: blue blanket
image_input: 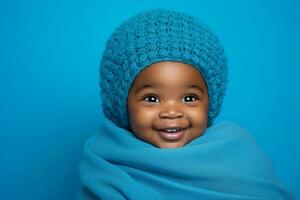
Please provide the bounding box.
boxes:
[78,117,293,199]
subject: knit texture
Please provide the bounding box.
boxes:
[100,9,228,130]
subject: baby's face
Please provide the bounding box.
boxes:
[127,61,209,148]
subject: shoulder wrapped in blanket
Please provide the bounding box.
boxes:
[78,117,294,200]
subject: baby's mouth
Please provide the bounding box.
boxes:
[157,127,188,141]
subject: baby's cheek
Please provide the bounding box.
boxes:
[131,108,156,130]
[189,108,208,125]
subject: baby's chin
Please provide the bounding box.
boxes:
[151,140,189,149]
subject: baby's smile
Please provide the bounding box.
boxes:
[127,61,209,148]
[157,127,188,141]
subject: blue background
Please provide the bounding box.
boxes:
[1,0,299,199]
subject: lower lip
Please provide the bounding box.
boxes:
[158,129,186,140]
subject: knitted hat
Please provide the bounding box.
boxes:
[100,9,228,130]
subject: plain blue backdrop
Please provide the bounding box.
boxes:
[1,0,299,199]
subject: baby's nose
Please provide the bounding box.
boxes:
[159,104,184,119]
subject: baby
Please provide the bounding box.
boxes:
[100,9,227,149]
[79,9,294,200]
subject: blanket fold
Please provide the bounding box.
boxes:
[79,117,293,200]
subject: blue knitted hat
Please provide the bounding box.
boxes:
[100,9,228,130]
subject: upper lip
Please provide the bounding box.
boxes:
[158,126,188,131]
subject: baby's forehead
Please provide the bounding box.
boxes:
[130,62,207,92]
[133,62,205,83]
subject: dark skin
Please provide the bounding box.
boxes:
[127,61,209,148]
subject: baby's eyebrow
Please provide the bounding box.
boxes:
[134,84,205,94]
[134,84,161,94]
[186,84,205,94]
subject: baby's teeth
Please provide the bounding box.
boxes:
[165,128,179,133]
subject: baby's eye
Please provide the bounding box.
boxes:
[182,95,198,102]
[143,95,159,103]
